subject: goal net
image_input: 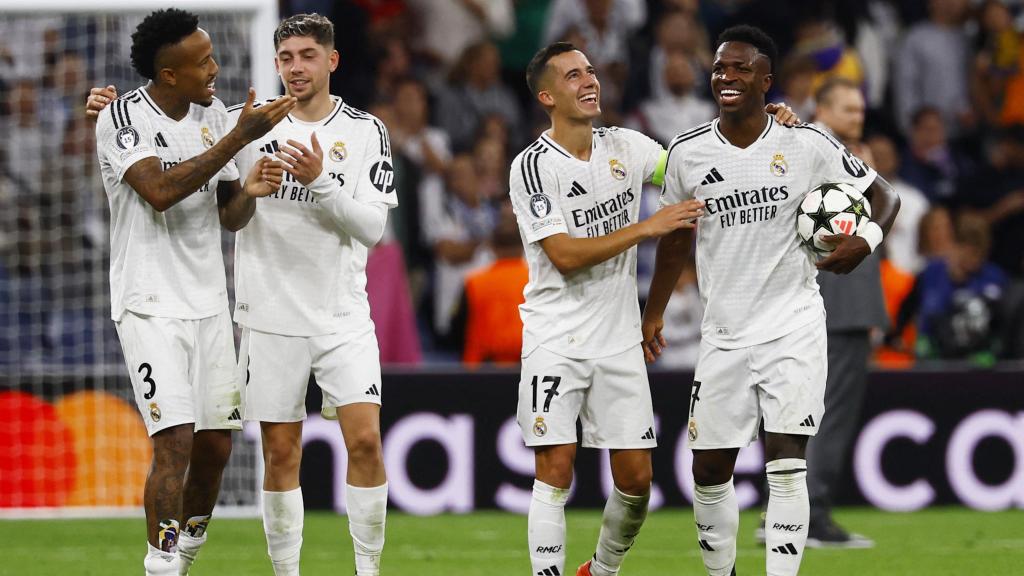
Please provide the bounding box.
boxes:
[0,0,277,517]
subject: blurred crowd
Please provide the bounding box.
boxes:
[1,0,1024,368]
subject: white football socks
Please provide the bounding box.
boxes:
[529,480,571,576]
[764,458,809,576]
[178,514,210,575]
[693,478,738,576]
[263,488,304,576]
[145,542,180,576]
[590,486,650,576]
[347,483,388,576]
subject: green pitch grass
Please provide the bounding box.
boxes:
[1,508,1022,575]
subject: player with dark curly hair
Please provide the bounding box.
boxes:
[643,24,900,576]
[89,8,295,576]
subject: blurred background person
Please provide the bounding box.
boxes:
[628,50,714,146]
[462,208,527,366]
[802,77,889,548]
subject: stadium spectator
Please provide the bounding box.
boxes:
[953,126,1024,277]
[866,133,930,275]
[791,18,864,93]
[436,41,522,152]
[629,50,715,146]
[894,0,973,137]
[543,0,644,69]
[776,56,817,124]
[971,0,1021,127]
[462,208,527,365]
[472,132,508,202]
[647,10,711,101]
[899,107,973,202]
[422,154,495,343]
[893,213,1007,361]
[407,0,514,71]
[372,37,414,104]
[918,205,958,263]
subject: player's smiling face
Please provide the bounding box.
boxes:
[541,50,601,120]
[711,41,771,113]
[275,35,338,102]
[162,29,219,106]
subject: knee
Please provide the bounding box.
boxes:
[152,425,194,473]
[692,458,732,487]
[198,432,233,468]
[264,436,302,475]
[345,429,383,464]
[615,467,652,496]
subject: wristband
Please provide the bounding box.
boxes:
[857,221,883,253]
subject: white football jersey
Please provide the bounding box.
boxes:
[229,97,398,337]
[510,127,663,359]
[96,86,238,321]
[660,116,877,349]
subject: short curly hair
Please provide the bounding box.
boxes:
[130,8,200,80]
[274,13,334,49]
[717,25,778,73]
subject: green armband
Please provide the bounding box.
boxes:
[651,149,668,187]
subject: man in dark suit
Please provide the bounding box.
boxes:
[806,77,889,547]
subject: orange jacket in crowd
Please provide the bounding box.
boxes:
[463,258,529,366]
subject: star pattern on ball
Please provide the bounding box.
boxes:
[843,193,867,218]
[807,202,838,235]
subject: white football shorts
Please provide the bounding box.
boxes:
[115,309,242,436]
[686,312,827,449]
[517,345,657,449]
[240,324,382,423]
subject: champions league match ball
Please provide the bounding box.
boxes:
[796,182,872,255]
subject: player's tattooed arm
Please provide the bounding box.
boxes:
[89,87,295,212]
[216,158,286,231]
[540,199,704,275]
[817,174,901,274]
[641,228,694,362]
[765,102,800,126]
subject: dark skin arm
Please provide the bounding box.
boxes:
[640,228,694,362]
[112,88,296,212]
[816,174,901,274]
[216,157,285,231]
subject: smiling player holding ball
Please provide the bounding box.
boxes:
[642,25,900,576]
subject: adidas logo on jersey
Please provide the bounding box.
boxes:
[640,427,655,440]
[772,542,800,555]
[154,132,169,148]
[799,415,816,427]
[227,408,241,421]
[537,566,561,576]
[260,140,281,154]
[700,168,725,185]
[365,384,380,397]
[567,181,588,198]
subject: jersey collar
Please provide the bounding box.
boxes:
[286,96,344,126]
[712,114,774,150]
[539,129,598,163]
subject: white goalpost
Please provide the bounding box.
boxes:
[0,0,277,519]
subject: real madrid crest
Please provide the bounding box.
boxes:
[149,402,162,422]
[688,419,698,442]
[533,416,548,437]
[770,152,788,177]
[200,126,215,148]
[609,159,627,180]
[330,141,347,162]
